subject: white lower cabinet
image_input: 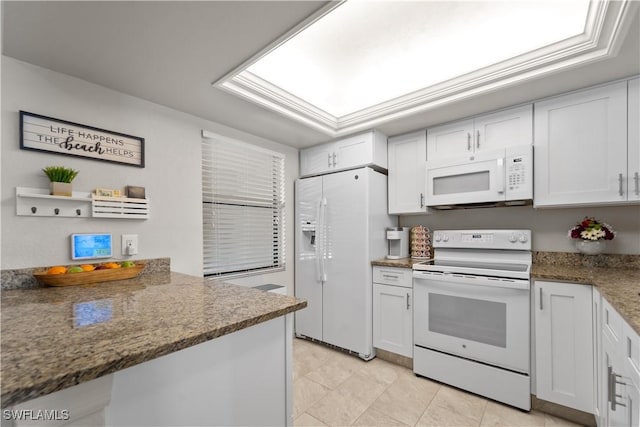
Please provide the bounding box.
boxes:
[373,266,413,358]
[596,294,640,427]
[534,280,594,413]
[593,288,604,425]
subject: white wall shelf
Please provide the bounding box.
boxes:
[92,195,149,219]
[16,187,149,219]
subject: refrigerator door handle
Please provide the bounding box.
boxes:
[315,199,323,283]
[320,198,328,282]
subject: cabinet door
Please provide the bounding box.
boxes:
[473,105,533,152]
[603,329,628,427]
[373,283,413,358]
[335,132,374,170]
[594,288,604,426]
[388,131,427,214]
[624,322,640,427]
[535,281,594,413]
[627,378,640,427]
[628,78,640,202]
[300,144,334,177]
[426,119,474,161]
[534,82,628,206]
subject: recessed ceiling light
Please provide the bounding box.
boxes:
[215,0,637,136]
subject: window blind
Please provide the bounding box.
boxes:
[202,134,285,277]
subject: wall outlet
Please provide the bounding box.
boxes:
[121,234,138,256]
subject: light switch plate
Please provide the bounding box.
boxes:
[121,234,138,256]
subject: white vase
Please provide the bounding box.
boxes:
[575,239,607,255]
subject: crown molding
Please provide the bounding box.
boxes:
[213,0,638,137]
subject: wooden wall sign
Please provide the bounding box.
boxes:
[20,111,145,168]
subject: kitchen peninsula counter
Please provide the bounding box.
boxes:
[1,271,306,410]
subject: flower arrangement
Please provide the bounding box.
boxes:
[568,217,615,241]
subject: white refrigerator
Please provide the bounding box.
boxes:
[295,167,396,359]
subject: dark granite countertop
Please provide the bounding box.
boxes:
[372,255,640,335]
[0,272,306,407]
[371,258,426,268]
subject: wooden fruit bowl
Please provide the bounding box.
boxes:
[34,264,145,287]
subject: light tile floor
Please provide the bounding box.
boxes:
[293,338,584,427]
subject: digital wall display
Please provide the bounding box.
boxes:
[71,233,112,260]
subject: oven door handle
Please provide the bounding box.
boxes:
[413,271,530,291]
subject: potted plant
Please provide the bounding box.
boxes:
[568,217,615,255]
[42,166,79,196]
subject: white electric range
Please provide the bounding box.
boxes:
[412,229,532,410]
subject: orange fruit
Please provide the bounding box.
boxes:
[80,264,95,272]
[104,262,121,269]
[47,266,67,275]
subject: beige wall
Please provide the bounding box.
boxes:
[1,56,298,292]
[399,204,640,254]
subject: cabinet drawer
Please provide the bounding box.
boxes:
[603,297,623,344]
[373,266,412,288]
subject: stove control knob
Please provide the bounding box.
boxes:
[509,234,517,243]
[519,234,528,243]
[434,234,441,242]
[442,234,449,242]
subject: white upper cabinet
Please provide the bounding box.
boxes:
[426,119,474,160]
[387,131,428,214]
[534,81,629,207]
[299,130,387,177]
[427,105,532,161]
[299,144,334,178]
[628,77,640,202]
[472,105,533,152]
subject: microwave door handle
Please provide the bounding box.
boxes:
[497,158,505,194]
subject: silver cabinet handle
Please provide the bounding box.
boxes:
[619,173,624,196]
[382,274,399,279]
[406,293,410,309]
[539,287,543,310]
[420,192,424,208]
[467,133,471,151]
[635,172,639,196]
[332,153,337,167]
[608,366,617,409]
[608,366,627,410]
[476,130,480,149]
[327,153,332,168]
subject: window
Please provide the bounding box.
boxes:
[202,133,285,277]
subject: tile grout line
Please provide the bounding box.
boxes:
[411,380,440,427]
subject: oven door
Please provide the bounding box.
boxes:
[413,270,530,373]
[426,150,506,206]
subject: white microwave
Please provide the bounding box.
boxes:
[426,145,532,208]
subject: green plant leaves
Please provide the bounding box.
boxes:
[42,166,79,183]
